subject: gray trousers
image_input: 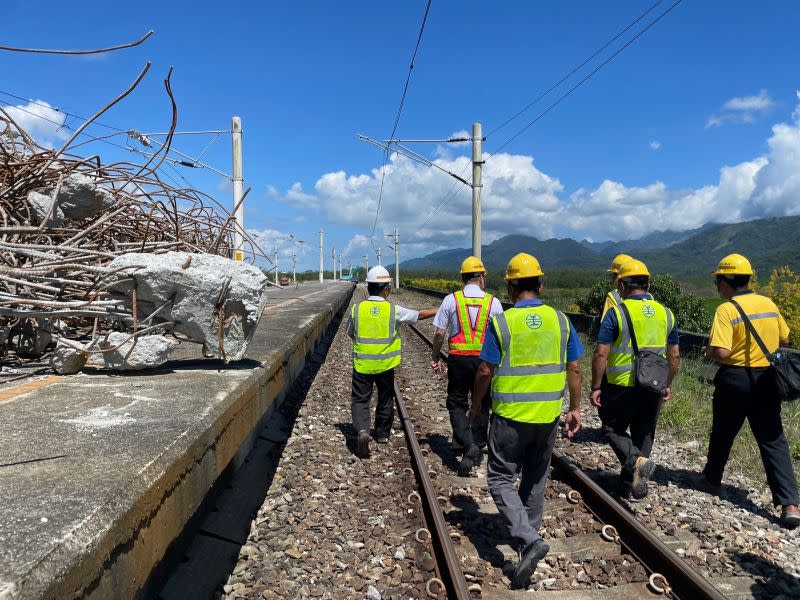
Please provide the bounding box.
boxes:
[487,413,559,549]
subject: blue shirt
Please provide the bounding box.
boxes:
[479,299,585,366]
[597,293,680,345]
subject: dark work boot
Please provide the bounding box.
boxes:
[512,539,549,589]
[458,443,479,476]
[357,430,370,459]
[631,457,656,500]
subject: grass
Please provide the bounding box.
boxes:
[578,339,800,489]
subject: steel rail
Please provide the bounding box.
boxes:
[405,320,727,600]
[393,379,469,599]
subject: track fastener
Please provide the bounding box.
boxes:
[601,524,620,542]
[407,491,421,504]
[567,490,582,504]
[415,528,431,543]
[426,578,444,597]
[649,573,672,595]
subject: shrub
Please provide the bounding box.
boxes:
[758,266,800,347]
[405,278,461,293]
[576,274,712,333]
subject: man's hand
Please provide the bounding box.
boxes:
[590,389,602,408]
[467,405,481,426]
[663,386,671,402]
[431,359,445,375]
[565,409,581,439]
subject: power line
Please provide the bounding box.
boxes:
[370,0,433,237]
[489,0,683,156]
[0,89,125,132]
[487,0,666,137]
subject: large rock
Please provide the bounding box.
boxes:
[106,252,269,361]
[51,339,88,375]
[86,333,178,370]
[27,173,115,226]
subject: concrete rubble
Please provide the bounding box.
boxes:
[27,173,116,227]
[107,251,270,362]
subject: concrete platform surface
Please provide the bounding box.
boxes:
[0,281,354,600]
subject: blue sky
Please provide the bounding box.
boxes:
[3,1,800,271]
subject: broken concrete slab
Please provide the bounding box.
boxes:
[85,333,178,370]
[106,252,269,361]
[51,340,88,375]
[27,173,116,227]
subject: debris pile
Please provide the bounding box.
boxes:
[0,109,269,374]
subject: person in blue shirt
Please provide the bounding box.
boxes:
[470,253,583,589]
[590,259,680,500]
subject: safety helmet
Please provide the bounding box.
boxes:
[607,253,634,275]
[617,259,651,279]
[366,265,392,284]
[460,256,487,275]
[505,253,544,280]
[713,254,753,277]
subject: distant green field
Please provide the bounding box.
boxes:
[703,297,724,318]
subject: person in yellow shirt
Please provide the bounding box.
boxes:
[691,254,799,529]
[602,254,633,319]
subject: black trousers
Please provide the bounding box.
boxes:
[599,383,662,482]
[704,365,799,507]
[351,368,396,438]
[446,355,490,451]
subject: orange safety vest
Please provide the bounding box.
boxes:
[449,290,494,356]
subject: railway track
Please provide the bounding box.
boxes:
[393,320,728,599]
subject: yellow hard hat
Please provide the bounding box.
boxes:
[617,259,651,279]
[505,253,544,280]
[713,253,753,277]
[460,256,487,275]
[607,253,634,275]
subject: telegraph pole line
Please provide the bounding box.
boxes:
[231,116,244,261]
[376,247,381,266]
[319,228,324,283]
[471,122,483,259]
[332,248,337,281]
[273,249,279,285]
[291,252,297,283]
[394,228,400,288]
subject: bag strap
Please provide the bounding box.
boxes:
[618,302,639,355]
[730,298,774,363]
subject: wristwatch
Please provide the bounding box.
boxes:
[591,386,602,392]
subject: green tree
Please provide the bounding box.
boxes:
[576,274,712,333]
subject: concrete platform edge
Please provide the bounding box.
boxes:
[17,284,354,600]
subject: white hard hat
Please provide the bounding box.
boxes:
[366,265,392,284]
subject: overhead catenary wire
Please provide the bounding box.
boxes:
[420,0,683,228]
[370,0,433,237]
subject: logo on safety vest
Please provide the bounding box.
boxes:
[642,304,656,318]
[369,306,380,316]
[525,314,543,329]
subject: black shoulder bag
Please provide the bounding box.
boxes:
[730,299,800,402]
[619,302,670,396]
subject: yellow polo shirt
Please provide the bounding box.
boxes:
[709,291,790,367]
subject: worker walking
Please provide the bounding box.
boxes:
[692,254,799,528]
[431,256,504,475]
[347,266,436,459]
[471,253,583,589]
[590,259,680,500]
[603,253,634,318]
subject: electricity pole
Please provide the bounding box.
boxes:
[231,116,244,261]
[339,257,344,280]
[319,228,324,283]
[471,122,483,259]
[291,252,297,283]
[394,228,400,288]
[273,249,279,285]
[332,247,337,281]
[377,247,381,266]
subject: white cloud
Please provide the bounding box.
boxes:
[650,140,661,150]
[3,100,68,148]
[269,91,800,253]
[707,89,774,128]
[247,228,311,264]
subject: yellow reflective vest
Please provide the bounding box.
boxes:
[490,305,569,424]
[601,288,622,319]
[606,298,673,387]
[351,301,402,374]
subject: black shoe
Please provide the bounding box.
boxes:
[512,539,549,589]
[375,436,389,444]
[688,471,722,496]
[631,457,656,500]
[357,430,370,458]
[457,455,473,477]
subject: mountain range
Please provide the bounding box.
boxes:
[399,216,800,278]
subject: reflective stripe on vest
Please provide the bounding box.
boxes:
[606,299,672,387]
[351,301,401,374]
[608,289,622,308]
[449,290,494,356]
[491,305,569,424]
